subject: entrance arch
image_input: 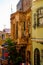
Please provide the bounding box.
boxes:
[34,48,40,65]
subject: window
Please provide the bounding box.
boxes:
[24,22,25,31]
[37,7,43,27]
[33,13,37,29]
[39,18,43,26]
[21,21,26,38]
[13,24,15,38]
[41,9,43,14]
[2,34,5,40]
[33,7,43,28]
[29,34,31,38]
[16,22,18,39]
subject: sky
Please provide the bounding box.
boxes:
[0,0,19,31]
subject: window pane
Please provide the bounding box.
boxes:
[37,7,43,27]
[41,9,43,14]
[39,18,43,25]
[21,22,26,37]
[16,22,18,39]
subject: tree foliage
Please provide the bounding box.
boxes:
[6,38,22,65]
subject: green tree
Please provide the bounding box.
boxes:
[6,38,22,65]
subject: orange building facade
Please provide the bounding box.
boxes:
[11,10,32,63]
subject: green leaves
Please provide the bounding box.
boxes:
[5,38,22,64]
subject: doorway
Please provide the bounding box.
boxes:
[34,48,40,65]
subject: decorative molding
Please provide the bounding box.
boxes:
[31,38,43,43]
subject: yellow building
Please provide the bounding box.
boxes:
[0,29,11,58]
[11,0,43,65]
[0,29,11,45]
[0,31,5,45]
[32,0,43,65]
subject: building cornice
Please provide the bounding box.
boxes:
[31,38,43,43]
[10,11,25,20]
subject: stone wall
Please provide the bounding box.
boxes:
[23,0,32,12]
[17,0,32,12]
